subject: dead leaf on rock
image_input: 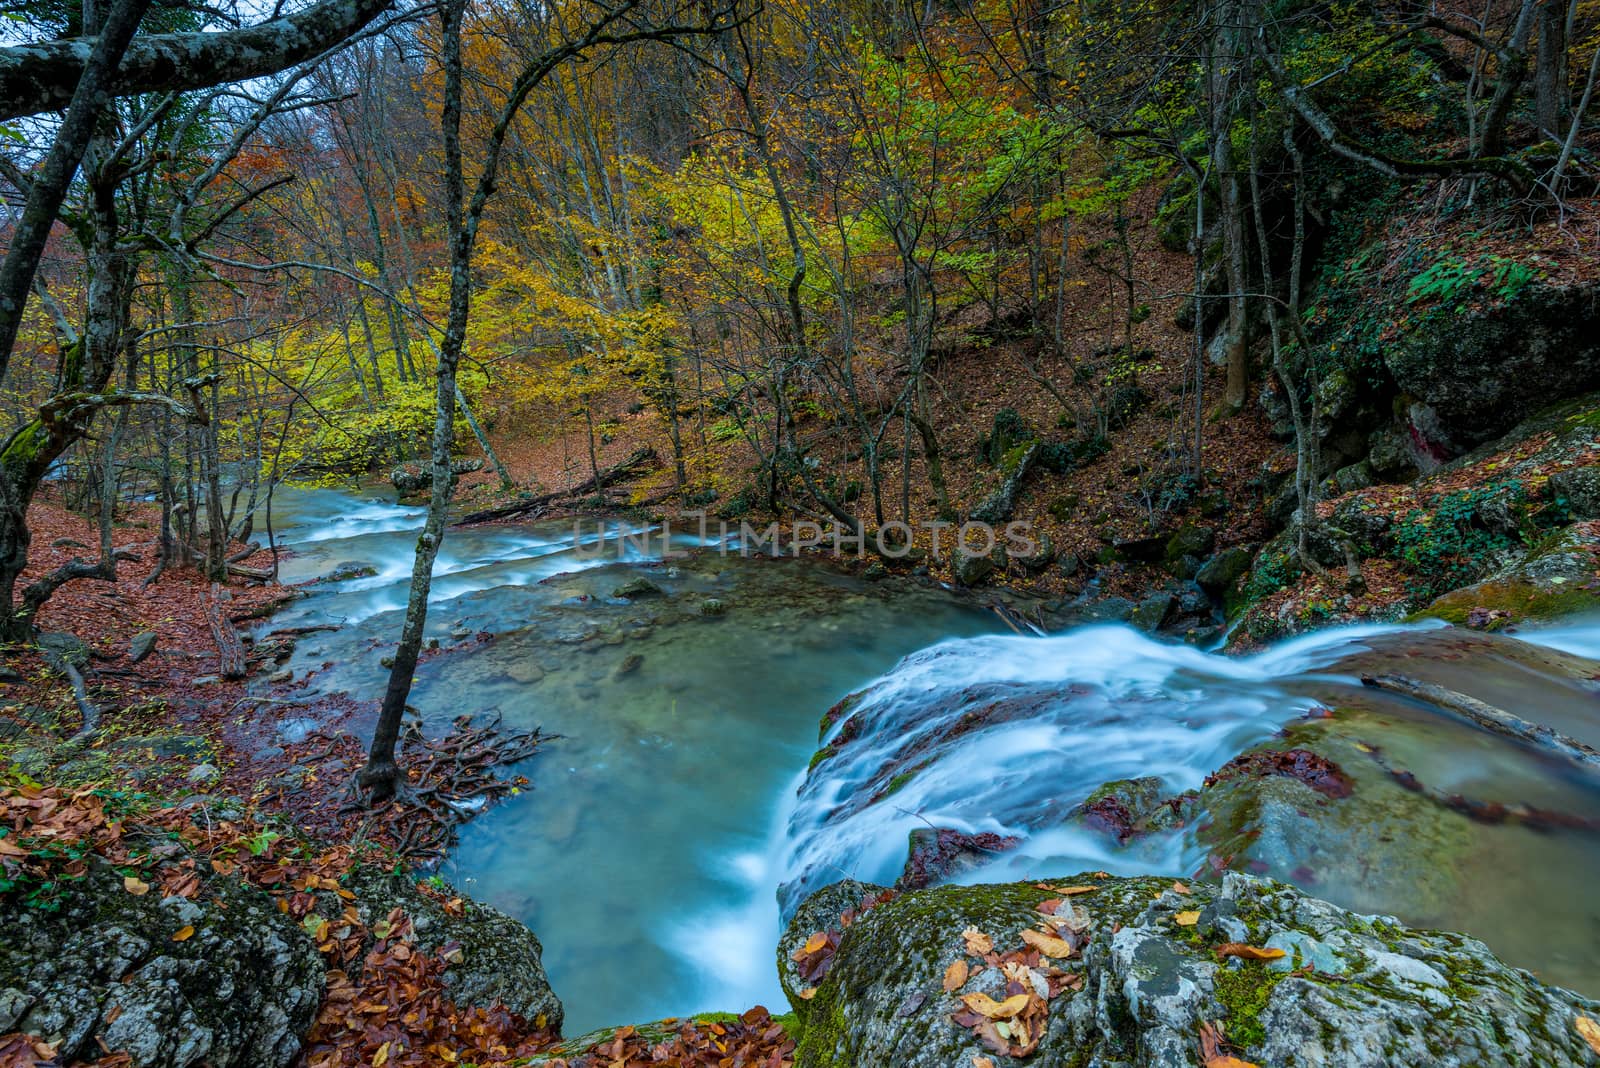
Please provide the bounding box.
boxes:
[962,926,994,955]
[1172,881,1191,894]
[1053,884,1098,895]
[171,925,195,942]
[1174,910,1201,927]
[1199,1019,1259,1068]
[972,1058,995,1068]
[796,987,817,1000]
[1020,929,1075,958]
[1216,943,1286,961]
[960,992,1030,1019]
[944,959,969,992]
[1576,1015,1600,1055]
[802,931,829,955]
[123,876,150,896]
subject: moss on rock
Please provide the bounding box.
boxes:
[778,872,1600,1067]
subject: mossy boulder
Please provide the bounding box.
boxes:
[0,866,322,1067]
[338,866,563,1029]
[1415,521,1600,627]
[1385,281,1600,454]
[1195,546,1253,598]
[778,872,1600,1067]
[1549,465,1600,519]
[1164,524,1216,568]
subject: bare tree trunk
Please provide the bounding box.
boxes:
[361,0,472,805]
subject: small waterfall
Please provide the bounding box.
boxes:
[776,619,1508,914]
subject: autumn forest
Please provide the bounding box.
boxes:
[4,0,1600,1062]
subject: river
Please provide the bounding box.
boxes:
[255,484,1600,1034]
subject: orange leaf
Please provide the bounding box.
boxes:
[960,992,1030,1019]
[1020,929,1075,958]
[172,925,195,942]
[1053,885,1098,895]
[943,959,969,992]
[1173,911,1201,927]
[1216,943,1286,961]
[796,987,817,1000]
[123,876,150,896]
[1576,1015,1600,1055]
[802,931,829,954]
[962,927,993,955]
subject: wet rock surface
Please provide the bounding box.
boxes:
[778,871,1600,1067]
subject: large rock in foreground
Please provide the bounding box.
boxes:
[779,872,1600,1067]
[0,867,322,1068]
[340,866,563,1030]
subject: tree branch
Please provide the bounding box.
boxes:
[0,0,395,121]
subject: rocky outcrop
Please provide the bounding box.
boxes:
[1386,282,1600,455]
[779,872,1600,1067]
[0,858,563,1068]
[0,867,322,1068]
[1418,521,1600,627]
[340,866,564,1029]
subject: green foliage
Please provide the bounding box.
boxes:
[1405,253,1541,308]
[1245,551,1297,602]
[1392,481,1526,600]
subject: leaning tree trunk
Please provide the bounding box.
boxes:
[360,0,471,804]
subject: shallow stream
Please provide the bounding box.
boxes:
[260,485,1600,1033]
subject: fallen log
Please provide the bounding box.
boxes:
[455,446,660,526]
[204,582,248,679]
[1361,673,1600,773]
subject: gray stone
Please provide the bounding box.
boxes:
[698,598,728,616]
[186,763,221,784]
[1368,428,1418,481]
[1132,592,1177,632]
[954,549,996,587]
[1196,546,1254,597]
[1326,460,1376,495]
[37,631,90,667]
[1083,596,1135,623]
[128,631,158,664]
[0,869,321,1068]
[780,872,1600,1068]
[1549,464,1600,519]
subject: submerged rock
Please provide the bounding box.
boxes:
[897,828,1021,890]
[778,871,1600,1067]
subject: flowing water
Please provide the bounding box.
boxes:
[260,485,1600,1033]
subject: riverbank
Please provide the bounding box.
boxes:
[7,455,1600,1065]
